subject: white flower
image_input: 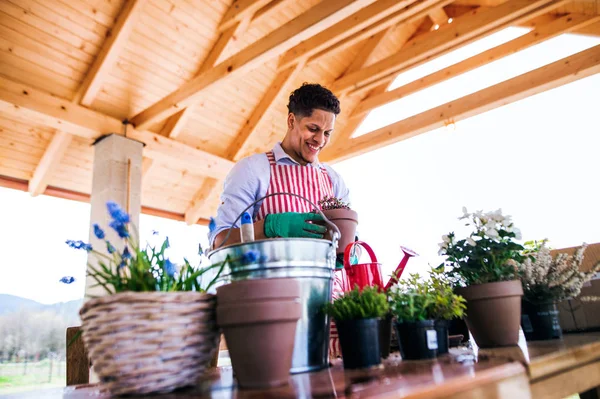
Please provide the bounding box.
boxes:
[442,234,451,243]
[486,228,499,238]
[459,206,469,220]
[467,237,477,246]
[513,227,522,240]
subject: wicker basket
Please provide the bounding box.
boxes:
[79,291,218,396]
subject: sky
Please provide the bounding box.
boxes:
[0,29,599,304]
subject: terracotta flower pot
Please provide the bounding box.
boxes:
[456,280,523,348]
[216,279,301,389]
[322,208,358,254]
[216,278,301,305]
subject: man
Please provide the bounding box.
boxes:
[209,83,350,249]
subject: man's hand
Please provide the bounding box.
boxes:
[264,212,327,238]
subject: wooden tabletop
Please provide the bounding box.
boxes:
[8,333,599,399]
[473,332,600,399]
[4,353,527,399]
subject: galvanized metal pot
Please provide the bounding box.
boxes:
[209,238,337,373]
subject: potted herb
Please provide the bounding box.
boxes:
[429,269,467,354]
[323,286,389,369]
[388,273,465,359]
[318,196,358,254]
[518,241,600,340]
[62,201,226,396]
[438,207,525,348]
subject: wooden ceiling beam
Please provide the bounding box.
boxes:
[323,44,600,163]
[331,0,568,95]
[28,131,72,197]
[184,61,305,224]
[352,13,599,117]
[323,22,419,156]
[429,7,450,28]
[577,20,600,37]
[72,0,147,106]
[308,0,452,68]
[277,0,420,70]
[0,77,234,180]
[219,0,273,32]
[129,0,373,130]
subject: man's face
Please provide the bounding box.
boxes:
[286,109,336,165]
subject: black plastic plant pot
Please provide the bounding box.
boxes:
[379,314,393,359]
[521,301,563,341]
[336,318,381,369]
[434,320,450,355]
[395,320,438,360]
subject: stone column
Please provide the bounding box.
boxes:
[85,134,143,298]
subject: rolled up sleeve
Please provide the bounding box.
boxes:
[208,157,263,246]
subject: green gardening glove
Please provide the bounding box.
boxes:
[264,212,327,238]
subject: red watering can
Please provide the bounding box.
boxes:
[335,242,419,293]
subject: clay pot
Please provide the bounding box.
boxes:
[217,278,301,304]
[216,279,301,389]
[322,208,358,254]
[456,280,523,348]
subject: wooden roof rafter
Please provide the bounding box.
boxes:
[26,0,147,197]
[129,0,376,130]
[323,44,600,163]
[331,0,570,95]
[351,13,600,116]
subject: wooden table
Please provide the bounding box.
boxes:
[473,332,600,399]
[6,332,599,399]
[4,354,528,399]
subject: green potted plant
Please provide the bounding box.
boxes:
[388,272,465,359]
[318,196,358,255]
[62,201,227,396]
[323,286,389,369]
[438,207,526,348]
[518,241,600,340]
[429,269,467,354]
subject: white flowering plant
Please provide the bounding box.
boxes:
[518,242,600,304]
[437,208,525,286]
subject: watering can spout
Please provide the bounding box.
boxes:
[384,246,419,291]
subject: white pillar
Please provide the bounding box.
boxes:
[85,134,143,298]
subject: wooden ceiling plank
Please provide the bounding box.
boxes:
[429,7,450,29]
[308,0,452,68]
[28,130,72,196]
[343,28,391,76]
[324,23,420,156]
[73,0,147,106]
[352,13,599,116]
[183,61,304,224]
[0,76,234,180]
[331,0,568,94]
[577,20,600,36]
[129,0,374,130]
[324,44,600,163]
[219,0,273,32]
[277,0,420,70]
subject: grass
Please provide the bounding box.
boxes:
[0,359,66,394]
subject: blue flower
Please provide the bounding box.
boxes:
[106,242,116,254]
[122,246,131,259]
[59,276,75,284]
[106,201,130,224]
[164,259,176,277]
[118,260,126,269]
[152,230,159,235]
[241,250,261,264]
[109,220,129,238]
[66,240,93,252]
[93,224,105,239]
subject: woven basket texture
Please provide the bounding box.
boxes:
[79,292,218,396]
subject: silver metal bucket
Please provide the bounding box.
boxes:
[208,238,336,373]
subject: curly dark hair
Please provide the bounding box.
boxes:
[287,83,341,118]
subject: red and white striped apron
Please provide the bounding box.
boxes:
[255,151,343,359]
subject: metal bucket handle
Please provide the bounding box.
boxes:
[215,192,341,250]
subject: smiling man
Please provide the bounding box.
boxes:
[210,83,350,248]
